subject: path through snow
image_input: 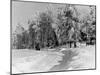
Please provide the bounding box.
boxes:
[12,45,95,74]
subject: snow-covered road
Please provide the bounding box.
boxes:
[12,45,95,74]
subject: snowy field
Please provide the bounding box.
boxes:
[12,45,95,74]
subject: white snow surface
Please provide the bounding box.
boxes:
[12,50,64,74]
[12,45,95,74]
[67,45,95,70]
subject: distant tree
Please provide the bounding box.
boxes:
[37,12,59,48]
[21,30,29,48]
[15,25,25,49]
[28,21,36,49]
[80,6,96,45]
[12,24,29,49]
[56,5,80,48]
[12,33,17,49]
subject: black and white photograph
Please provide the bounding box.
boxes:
[11,0,96,74]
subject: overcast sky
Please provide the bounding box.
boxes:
[12,1,93,32]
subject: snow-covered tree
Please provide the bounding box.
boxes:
[56,4,80,48]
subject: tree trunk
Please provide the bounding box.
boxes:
[74,41,77,48]
[69,41,72,48]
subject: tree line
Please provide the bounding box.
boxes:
[12,5,96,50]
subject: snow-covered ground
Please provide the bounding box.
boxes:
[66,45,95,70]
[12,49,64,74]
[12,45,95,74]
